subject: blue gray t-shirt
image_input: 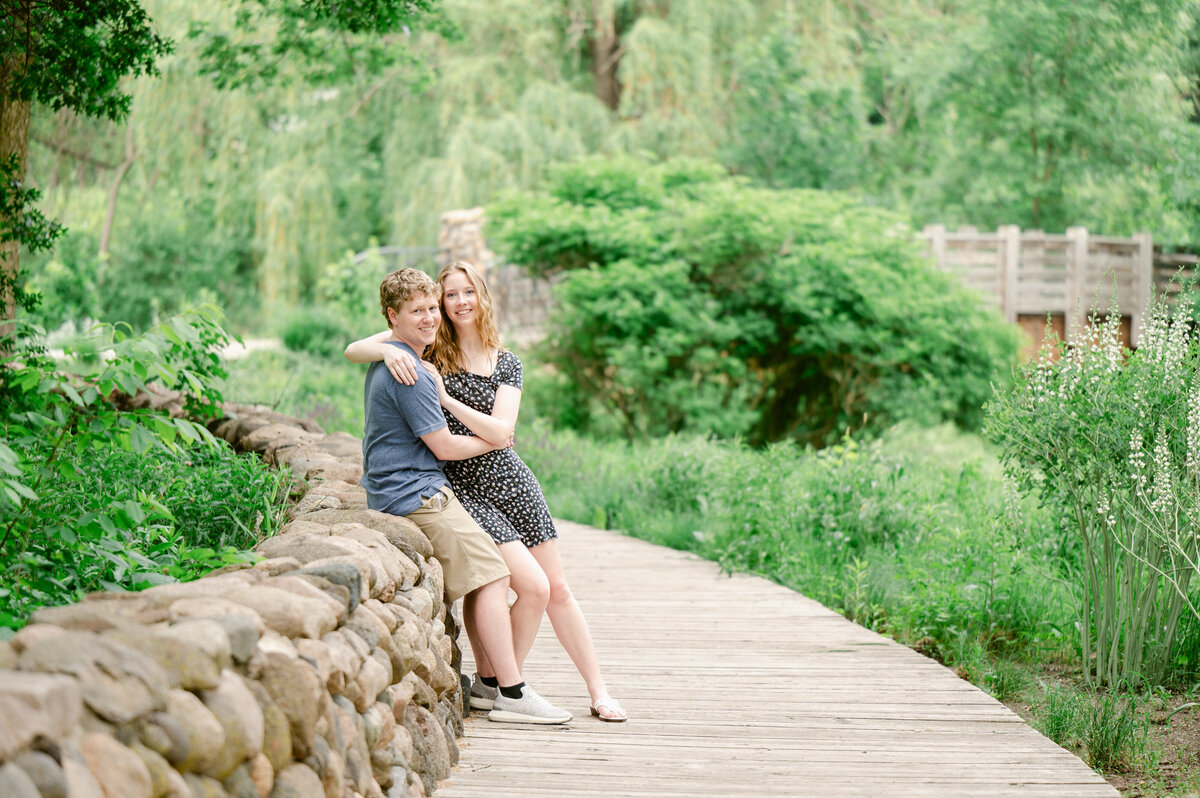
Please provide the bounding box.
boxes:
[361,341,448,516]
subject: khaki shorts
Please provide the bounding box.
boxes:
[406,486,510,602]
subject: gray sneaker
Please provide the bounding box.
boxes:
[487,686,572,724]
[469,674,497,711]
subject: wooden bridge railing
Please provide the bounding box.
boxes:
[923,225,1199,349]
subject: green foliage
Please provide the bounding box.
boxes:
[0,306,270,627]
[222,347,370,436]
[0,439,285,627]
[0,155,63,256]
[102,195,253,330]
[22,230,102,332]
[725,32,865,189]
[987,300,1200,685]
[931,0,1195,234]
[491,156,1022,446]
[0,153,61,336]
[280,304,356,359]
[0,0,172,120]
[190,0,451,89]
[1032,686,1154,773]
[520,420,1073,667]
[315,247,392,323]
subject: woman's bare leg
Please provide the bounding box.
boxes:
[529,539,618,710]
[497,540,550,669]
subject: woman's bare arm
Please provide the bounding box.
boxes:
[422,362,520,447]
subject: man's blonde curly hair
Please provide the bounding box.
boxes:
[379,268,440,323]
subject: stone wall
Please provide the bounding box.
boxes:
[0,398,465,798]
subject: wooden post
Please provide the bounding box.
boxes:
[1131,232,1153,347]
[1000,225,1020,323]
[924,224,947,270]
[1066,227,1088,342]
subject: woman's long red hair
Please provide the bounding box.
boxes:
[430,260,506,375]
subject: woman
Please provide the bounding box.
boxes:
[345,261,627,722]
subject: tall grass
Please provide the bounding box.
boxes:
[521,421,1076,670]
[1033,686,1155,771]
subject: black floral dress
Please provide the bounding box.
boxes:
[442,351,558,548]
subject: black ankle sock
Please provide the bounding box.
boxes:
[499,682,525,699]
[480,676,498,688]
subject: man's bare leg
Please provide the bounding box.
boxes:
[462,577,521,685]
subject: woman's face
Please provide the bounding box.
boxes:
[442,270,478,331]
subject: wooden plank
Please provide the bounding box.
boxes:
[433,522,1117,797]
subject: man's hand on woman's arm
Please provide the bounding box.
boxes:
[344,330,419,385]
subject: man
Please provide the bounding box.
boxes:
[358,267,570,724]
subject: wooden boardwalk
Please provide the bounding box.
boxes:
[436,521,1118,798]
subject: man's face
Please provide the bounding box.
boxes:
[388,291,440,350]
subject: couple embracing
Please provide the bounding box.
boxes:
[348,262,626,725]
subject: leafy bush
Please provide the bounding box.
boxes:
[315,246,393,323]
[987,300,1200,685]
[0,306,285,628]
[0,440,287,626]
[489,156,1022,446]
[280,303,358,359]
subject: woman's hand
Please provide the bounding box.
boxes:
[383,346,419,385]
[420,361,450,406]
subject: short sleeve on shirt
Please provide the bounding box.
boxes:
[497,351,523,390]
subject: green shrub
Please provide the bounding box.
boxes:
[987,300,1200,685]
[0,306,284,628]
[0,440,286,626]
[489,156,1022,446]
[281,304,357,359]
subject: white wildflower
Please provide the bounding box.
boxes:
[1130,426,1148,499]
[1165,316,1188,386]
[1188,379,1200,479]
[1150,423,1173,516]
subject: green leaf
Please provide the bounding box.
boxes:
[117,500,147,526]
[60,383,84,408]
[3,480,37,501]
[117,370,141,397]
[173,417,201,443]
[151,416,177,444]
[129,424,156,454]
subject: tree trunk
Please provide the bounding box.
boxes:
[0,55,32,333]
[100,122,138,257]
[589,3,623,111]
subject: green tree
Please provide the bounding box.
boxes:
[0,0,169,320]
[725,32,865,190]
[491,156,1021,446]
[927,0,1196,233]
[6,0,448,329]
